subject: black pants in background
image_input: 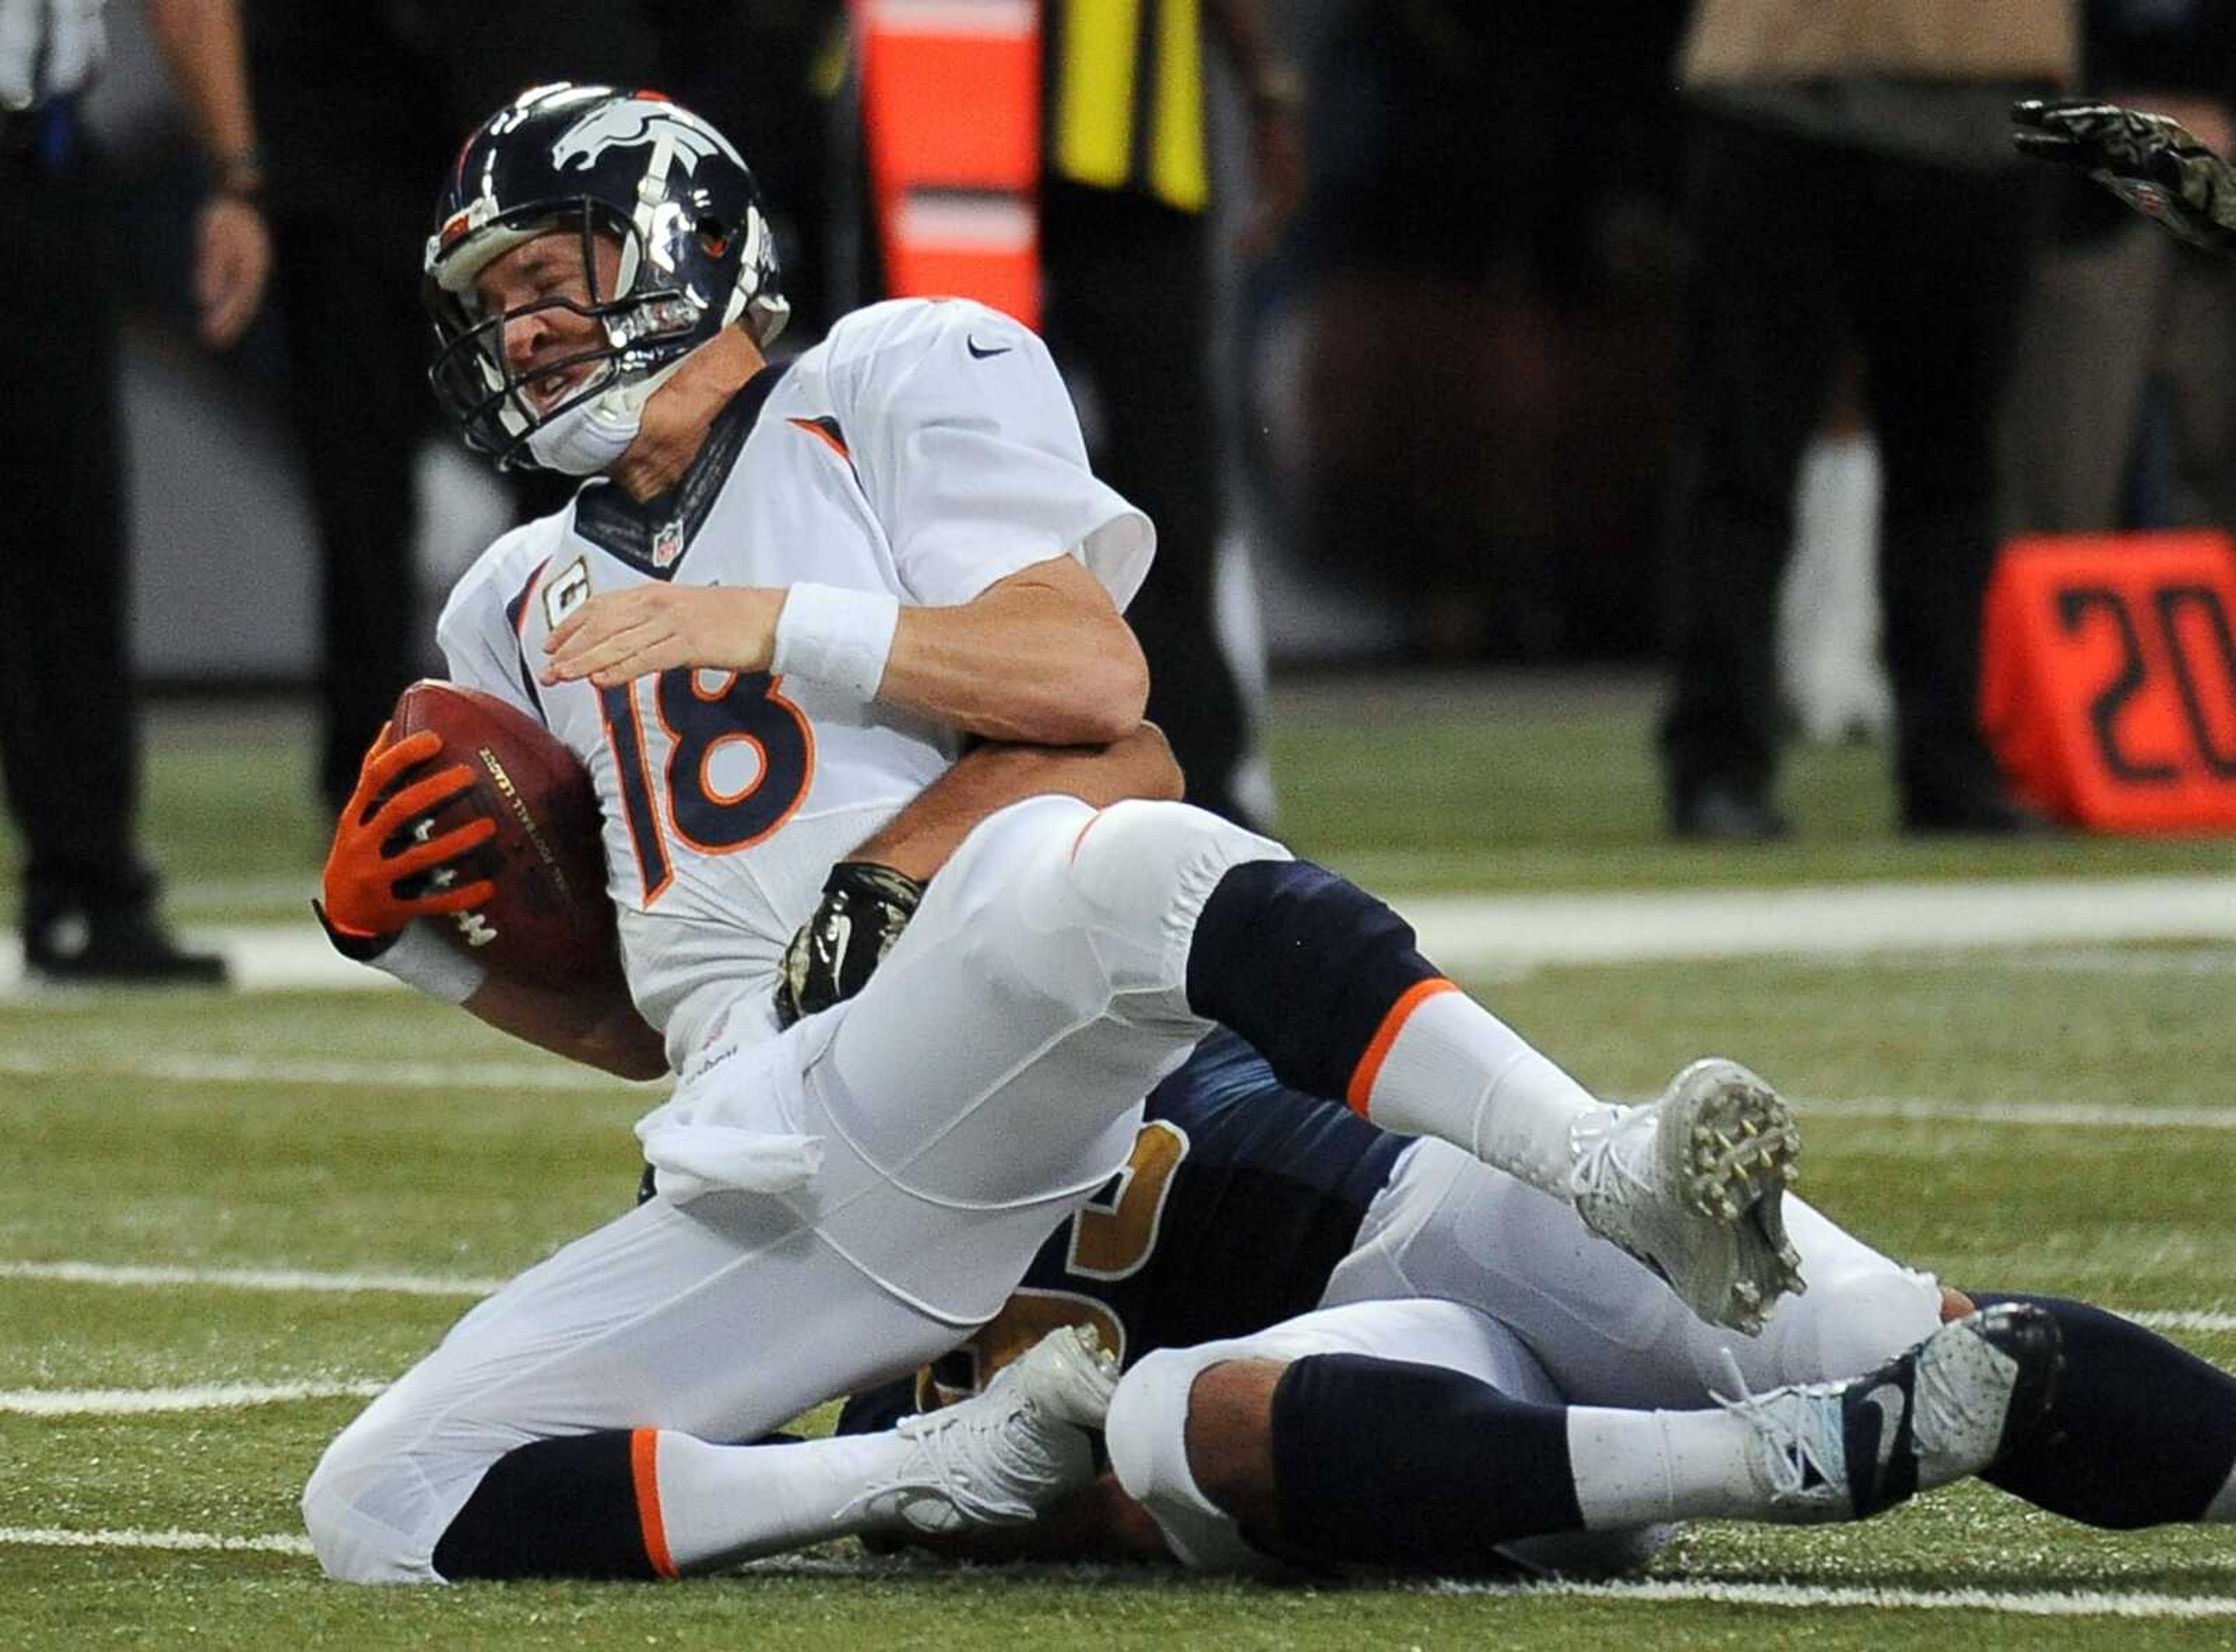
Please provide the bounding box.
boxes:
[268,207,431,811]
[1040,182,1253,828]
[249,1,648,809]
[269,200,576,809]
[1660,114,2047,818]
[0,132,153,915]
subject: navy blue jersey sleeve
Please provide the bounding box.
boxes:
[1116,1031,1412,1359]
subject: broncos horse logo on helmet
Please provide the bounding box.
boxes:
[551,99,746,177]
[423,83,789,471]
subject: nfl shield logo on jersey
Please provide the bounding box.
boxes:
[652,518,686,568]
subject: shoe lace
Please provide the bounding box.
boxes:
[1566,1105,1650,1209]
[832,1401,1049,1531]
[1711,1349,1845,1508]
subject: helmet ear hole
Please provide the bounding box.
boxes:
[695,219,734,259]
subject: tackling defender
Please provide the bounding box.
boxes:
[306,83,1809,1584]
[838,1034,2236,1577]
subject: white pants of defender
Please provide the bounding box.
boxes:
[305,795,1284,1583]
[1110,1136,1944,1573]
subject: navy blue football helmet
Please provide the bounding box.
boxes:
[423,83,788,468]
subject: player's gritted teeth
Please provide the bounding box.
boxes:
[526,360,589,413]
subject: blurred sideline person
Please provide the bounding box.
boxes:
[639,0,845,340]
[1,0,267,983]
[2003,2,2236,538]
[243,2,647,815]
[1039,0,1304,830]
[839,1037,2236,1577]
[302,84,1810,1584]
[1660,0,2075,840]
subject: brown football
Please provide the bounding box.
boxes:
[388,680,622,991]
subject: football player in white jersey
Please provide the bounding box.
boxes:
[306,83,1818,1584]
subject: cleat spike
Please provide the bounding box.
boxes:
[1568,1058,1807,1333]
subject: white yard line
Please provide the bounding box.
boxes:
[0,1525,2230,1618]
[1402,874,2236,972]
[3,875,2234,996]
[1794,1097,2236,1130]
[0,1047,644,1094]
[1809,946,2236,978]
[0,1378,386,1416]
[0,1260,505,1296]
[1438,1577,2236,1619]
[0,1525,314,1557]
[0,926,389,995]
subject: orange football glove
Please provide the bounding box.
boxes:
[318,724,498,940]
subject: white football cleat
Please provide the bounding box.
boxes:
[1568,1057,1806,1334]
[1715,1302,2064,1523]
[837,1325,1120,1537]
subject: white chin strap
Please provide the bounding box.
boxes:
[525,357,689,476]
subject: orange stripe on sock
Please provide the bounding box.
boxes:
[631,1428,677,1580]
[1346,978,1459,1116]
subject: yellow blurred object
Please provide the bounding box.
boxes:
[1050,0,1208,214]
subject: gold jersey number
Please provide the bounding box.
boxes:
[921,1120,1191,1409]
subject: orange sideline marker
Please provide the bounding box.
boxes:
[1981,532,2236,832]
[856,0,1042,327]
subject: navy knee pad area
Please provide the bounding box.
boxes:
[431,1432,660,1581]
[1186,860,1443,1102]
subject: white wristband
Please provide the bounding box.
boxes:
[771,583,900,701]
[373,919,489,1006]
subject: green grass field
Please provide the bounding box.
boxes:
[5,677,2235,1648]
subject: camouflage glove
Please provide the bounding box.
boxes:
[2012,98,2236,257]
[774,861,925,1028]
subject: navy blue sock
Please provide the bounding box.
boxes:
[432,1432,659,1581]
[1974,1292,2236,1529]
[1269,1353,1583,1573]
[1186,860,1445,1103]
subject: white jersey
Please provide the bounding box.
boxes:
[436,298,1153,1067]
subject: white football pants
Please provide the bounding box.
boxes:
[1324,1135,1946,1409]
[304,795,1286,1582]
